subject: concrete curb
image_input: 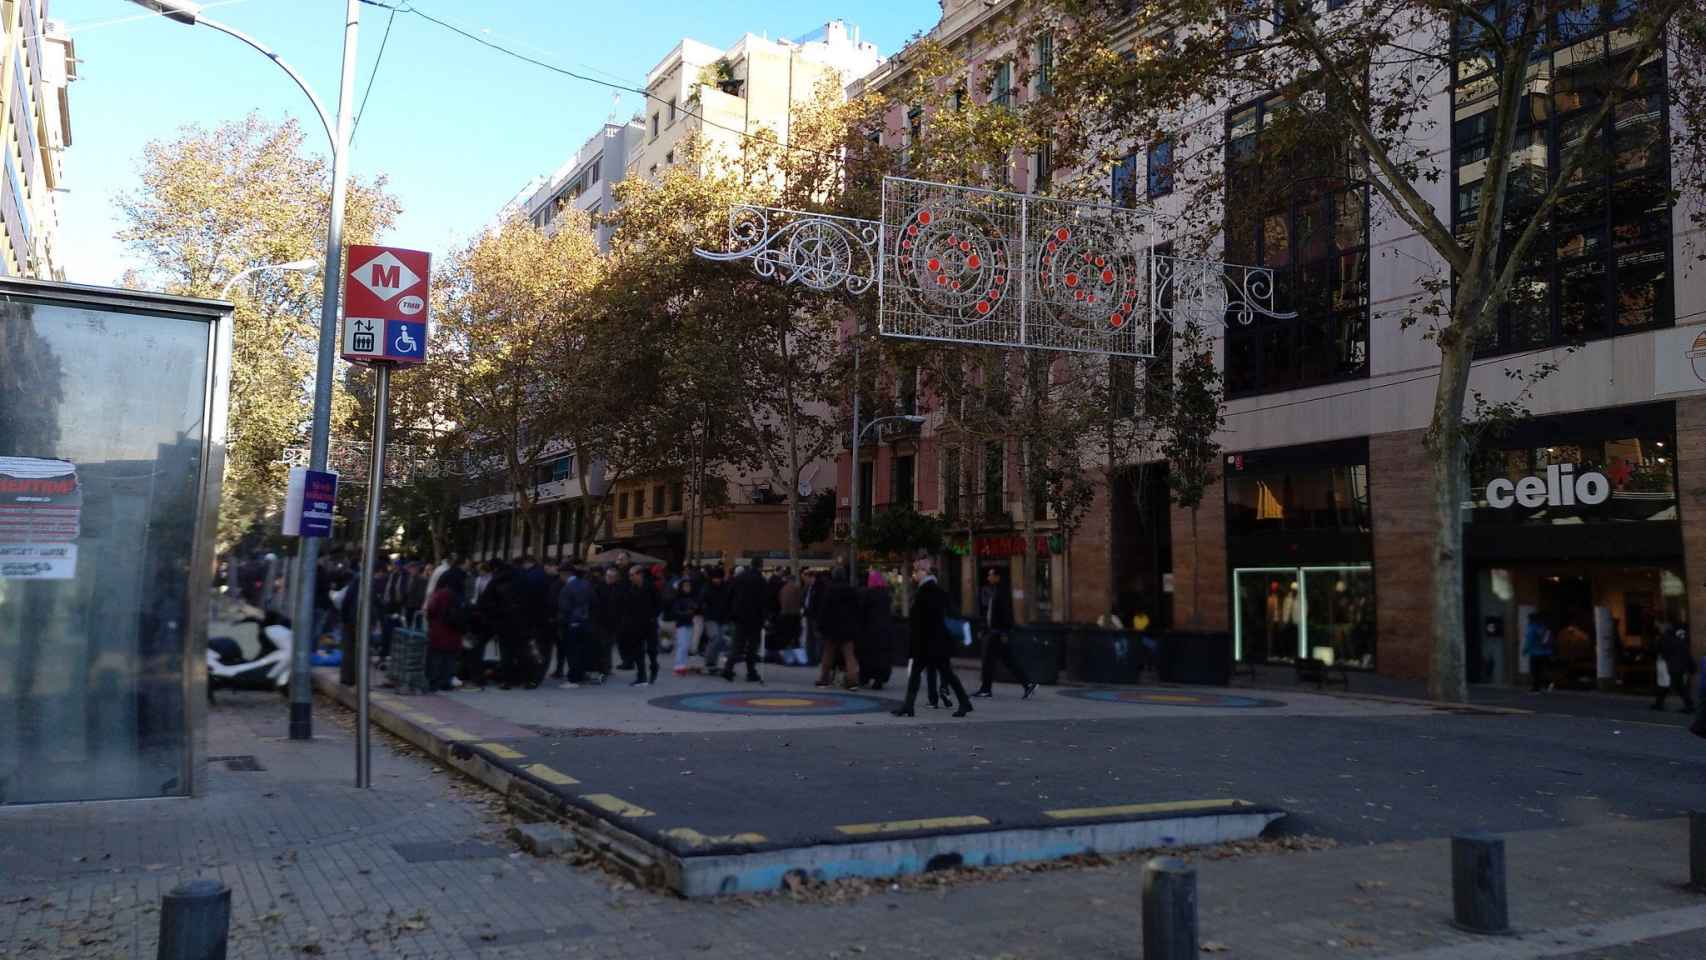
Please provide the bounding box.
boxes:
[314,671,1286,898]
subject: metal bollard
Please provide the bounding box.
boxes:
[1691,811,1706,890]
[1141,856,1198,960]
[1451,833,1510,934]
[157,879,230,960]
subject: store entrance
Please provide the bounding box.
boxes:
[1470,562,1685,689]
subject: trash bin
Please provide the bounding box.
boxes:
[1069,628,1147,684]
[1155,630,1234,686]
[389,613,431,694]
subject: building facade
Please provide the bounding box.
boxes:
[461,21,881,573]
[0,1,73,279]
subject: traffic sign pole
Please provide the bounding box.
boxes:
[352,363,390,789]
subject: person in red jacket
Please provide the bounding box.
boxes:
[425,565,468,692]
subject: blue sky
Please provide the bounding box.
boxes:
[51,0,926,285]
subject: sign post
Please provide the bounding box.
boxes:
[342,243,430,788]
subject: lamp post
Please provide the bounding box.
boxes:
[218,259,318,300]
[848,412,925,589]
[134,0,361,742]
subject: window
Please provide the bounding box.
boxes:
[992,61,1013,109]
[648,164,659,179]
[632,487,644,518]
[1147,136,1174,197]
[892,455,916,507]
[665,149,675,165]
[983,442,1005,518]
[899,367,918,416]
[858,461,875,513]
[653,484,666,514]
[952,84,966,112]
[1223,92,1370,397]
[1112,151,1139,207]
[650,112,660,140]
[1228,0,1262,48]
[670,482,684,513]
[943,448,964,521]
[667,97,677,124]
[1453,5,1672,355]
[1036,33,1054,95]
[1035,140,1054,192]
[1467,407,1677,525]
[1225,462,1371,536]
[903,105,923,169]
[588,158,601,185]
[618,492,629,520]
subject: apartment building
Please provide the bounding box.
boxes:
[845,0,1704,691]
[461,21,882,573]
[1,1,73,279]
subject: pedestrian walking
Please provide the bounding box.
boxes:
[668,578,703,677]
[813,566,862,690]
[778,571,804,654]
[556,564,596,688]
[700,567,732,673]
[593,565,625,676]
[856,569,894,690]
[1524,612,1555,693]
[726,562,768,683]
[1652,621,1697,712]
[894,558,972,718]
[972,568,1038,700]
[425,565,468,691]
[623,564,661,686]
[377,557,409,669]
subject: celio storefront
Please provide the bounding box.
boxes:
[1464,402,1684,688]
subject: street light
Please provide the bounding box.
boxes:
[218,258,318,299]
[134,0,362,749]
[848,412,926,589]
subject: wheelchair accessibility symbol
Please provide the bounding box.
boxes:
[383,320,426,362]
[393,325,419,354]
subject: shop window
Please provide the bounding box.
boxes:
[1223,92,1369,397]
[1454,7,1672,354]
[1225,462,1370,536]
[1233,565,1375,666]
[1468,425,1677,525]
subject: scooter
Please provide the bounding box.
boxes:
[208,611,293,702]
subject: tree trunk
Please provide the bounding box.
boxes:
[1423,319,1478,704]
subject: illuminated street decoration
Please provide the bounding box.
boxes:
[693,175,1296,360]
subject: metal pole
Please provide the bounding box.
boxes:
[290,0,361,741]
[353,364,390,789]
[849,332,860,589]
[1451,833,1510,934]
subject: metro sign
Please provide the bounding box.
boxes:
[342,244,431,366]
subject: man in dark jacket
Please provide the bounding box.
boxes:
[622,564,661,686]
[556,564,596,687]
[1652,621,1697,712]
[591,566,625,678]
[726,563,769,682]
[972,568,1038,699]
[477,561,531,689]
[700,567,732,673]
[895,558,971,717]
[814,567,862,689]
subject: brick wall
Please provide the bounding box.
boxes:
[1168,478,1228,630]
[1676,397,1706,659]
[1369,429,1434,680]
[1067,480,1114,622]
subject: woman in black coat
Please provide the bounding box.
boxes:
[894,559,972,717]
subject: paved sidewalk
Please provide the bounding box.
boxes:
[2,690,1704,958]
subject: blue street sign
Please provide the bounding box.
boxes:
[300,469,337,538]
[385,320,426,363]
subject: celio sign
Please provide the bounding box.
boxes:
[1485,463,1610,509]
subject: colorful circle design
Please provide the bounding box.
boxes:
[1034,221,1144,334]
[897,205,1014,325]
[1058,688,1284,709]
[649,690,898,716]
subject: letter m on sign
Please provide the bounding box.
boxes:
[371,263,400,288]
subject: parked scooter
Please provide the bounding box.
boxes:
[208,611,292,702]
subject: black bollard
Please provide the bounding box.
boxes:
[157,879,231,960]
[1141,856,1198,960]
[1691,811,1706,890]
[1451,833,1510,934]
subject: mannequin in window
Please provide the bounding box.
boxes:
[1282,580,1300,660]
[1265,581,1282,660]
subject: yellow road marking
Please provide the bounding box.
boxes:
[1043,799,1253,821]
[438,727,477,742]
[835,816,989,836]
[582,794,654,818]
[476,742,524,760]
[662,828,767,848]
[523,763,579,785]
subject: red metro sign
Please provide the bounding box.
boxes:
[341,244,431,365]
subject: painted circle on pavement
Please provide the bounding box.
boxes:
[649,690,898,716]
[1058,687,1284,709]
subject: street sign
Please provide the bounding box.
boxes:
[341,244,431,365]
[282,467,338,537]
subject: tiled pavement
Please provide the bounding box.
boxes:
[2,691,1705,959]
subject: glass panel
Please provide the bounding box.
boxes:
[1233,568,1301,662]
[0,299,211,803]
[1301,566,1376,668]
[1613,246,1668,329]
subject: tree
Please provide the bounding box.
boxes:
[115,114,399,548]
[384,353,469,561]
[1034,0,1705,697]
[434,215,604,557]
